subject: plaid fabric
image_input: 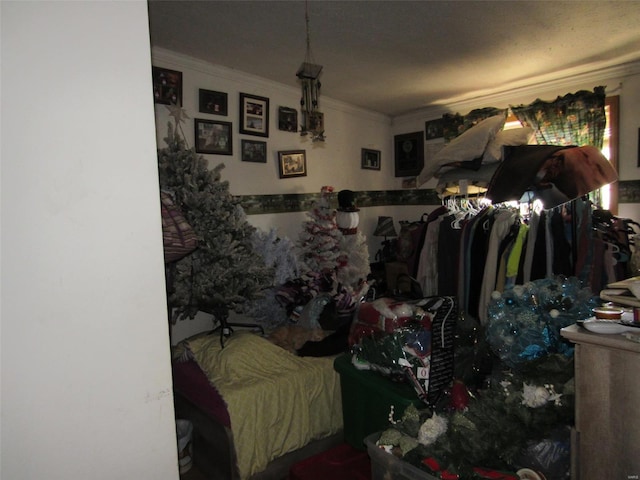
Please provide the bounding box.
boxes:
[161,191,197,263]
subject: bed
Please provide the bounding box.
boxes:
[172,331,344,480]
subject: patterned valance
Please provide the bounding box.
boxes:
[510,86,606,148]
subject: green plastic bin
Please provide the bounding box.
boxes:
[333,354,423,450]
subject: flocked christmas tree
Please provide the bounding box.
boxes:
[157,118,273,322]
[245,228,302,329]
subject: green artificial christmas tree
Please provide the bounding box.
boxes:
[157,120,273,323]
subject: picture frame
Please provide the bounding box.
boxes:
[241,139,267,163]
[425,118,444,140]
[152,67,182,106]
[278,106,298,132]
[194,119,233,155]
[199,89,228,115]
[278,150,307,178]
[394,131,424,177]
[239,93,269,137]
[361,148,381,170]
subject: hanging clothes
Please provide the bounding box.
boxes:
[478,209,519,325]
[416,215,445,296]
[504,222,529,289]
[550,207,573,277]
[459,206,494,319]
[437,216,463,296]
[435,191,634,324]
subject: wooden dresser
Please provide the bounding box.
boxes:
[561,324,640,480]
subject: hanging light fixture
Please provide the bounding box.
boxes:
[297,0,325,142]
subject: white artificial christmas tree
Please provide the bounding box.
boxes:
[297,186,342,277]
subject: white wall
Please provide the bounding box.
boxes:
[1,3,177,480]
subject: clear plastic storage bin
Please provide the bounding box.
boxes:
[365,433,438,480]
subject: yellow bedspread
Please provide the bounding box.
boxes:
[186,331,343,479]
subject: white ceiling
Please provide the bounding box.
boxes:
[147,1,640,117]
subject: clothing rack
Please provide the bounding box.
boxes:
[408,197,633,326]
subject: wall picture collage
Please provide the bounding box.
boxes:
[152,65,387,178]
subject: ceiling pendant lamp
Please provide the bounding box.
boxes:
[297,0,325,142]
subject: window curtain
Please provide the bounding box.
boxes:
[510,86,606,148]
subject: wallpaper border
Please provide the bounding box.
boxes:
[236,181,640,215]
[235,189,441,215]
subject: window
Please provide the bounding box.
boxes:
[601,96,619,214]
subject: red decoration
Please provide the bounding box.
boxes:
[441,471,460,480]
[421,457,459,480]
[422,457,441,472]
[472,467,519,480]
[450,379,470,411]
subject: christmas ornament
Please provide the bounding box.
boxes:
[449,380,470,411]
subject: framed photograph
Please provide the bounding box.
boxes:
[199,89,228,115]
[152,66,182,105]
[394,131,424,177]
[278,106,298,132]
[425,118,444,140]
[361,148,381,170]
[195,119,233,155]
[241,140,267,163]
[278,150,307,178]
[239,93,269,137]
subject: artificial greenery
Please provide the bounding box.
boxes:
[158,123,273,321]
[379,354,574,479]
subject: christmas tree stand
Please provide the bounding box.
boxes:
[207,304,264,348]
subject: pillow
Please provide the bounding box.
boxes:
[482,127,535,164]
[417,114,505,186]
[186,331,294,378]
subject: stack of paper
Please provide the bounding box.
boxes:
[600,276,640,308]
